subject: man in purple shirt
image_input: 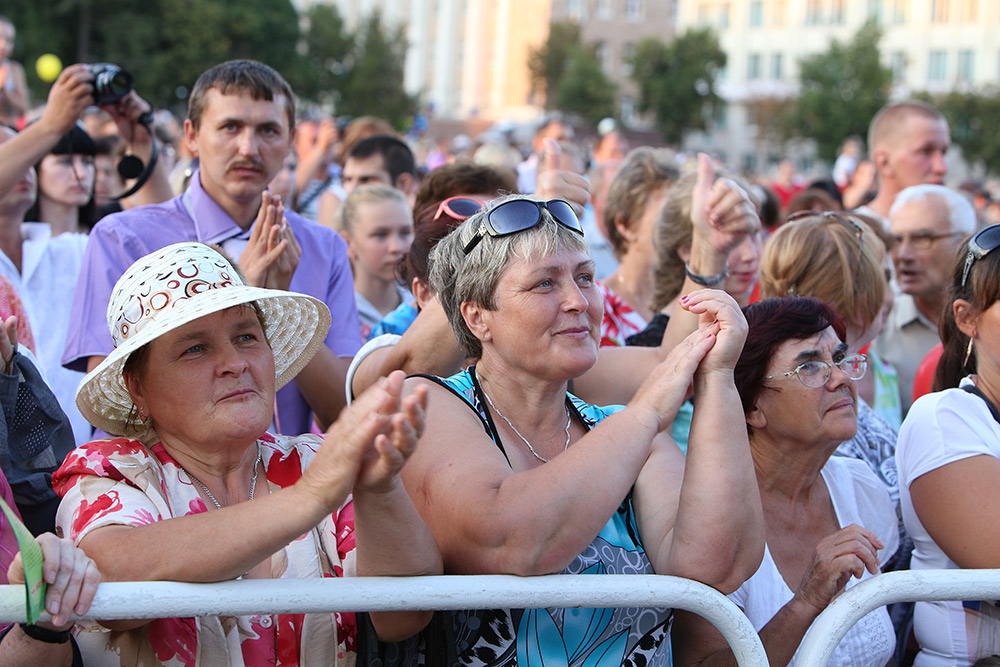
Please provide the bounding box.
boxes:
[64,60,361,434]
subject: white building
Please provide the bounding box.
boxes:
[676,0,1000,173]
[309,0,553,121]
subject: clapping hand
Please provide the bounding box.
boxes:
[239,191,301,290]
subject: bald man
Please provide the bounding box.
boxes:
[856,101,950,226]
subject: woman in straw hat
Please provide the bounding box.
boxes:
[52,241,436,666]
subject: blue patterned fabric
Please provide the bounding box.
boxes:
[398,367,673,667]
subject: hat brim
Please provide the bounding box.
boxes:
[76,285,331,436]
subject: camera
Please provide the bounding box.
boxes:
[88,63,133,105]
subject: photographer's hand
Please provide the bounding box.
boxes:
[0,64,93,200]
[104,89,174,207]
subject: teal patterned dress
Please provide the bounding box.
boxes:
[360,367,672,667]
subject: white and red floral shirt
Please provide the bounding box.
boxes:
[54,433,357,667]
[595,281,647,347]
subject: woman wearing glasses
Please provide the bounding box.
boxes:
[896,224,1000,666]
[386,194,763,666]
[672,296,899,667]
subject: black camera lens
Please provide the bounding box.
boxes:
[88,63,133,106]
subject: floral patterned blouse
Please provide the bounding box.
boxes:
[53,433,358,667]
[595,282,647,348]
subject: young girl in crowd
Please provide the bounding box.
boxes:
[340,184,415,340]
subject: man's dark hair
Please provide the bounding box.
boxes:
[188,60,295,131]
[347,134,416,186]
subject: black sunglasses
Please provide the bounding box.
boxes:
[961,223,1000,288]
[462,199,583,254]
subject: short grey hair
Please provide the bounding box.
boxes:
[890,184,976,235]
[429,194,590,358]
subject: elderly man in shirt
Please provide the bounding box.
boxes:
[63,59,360,433]
[873,184,976,411]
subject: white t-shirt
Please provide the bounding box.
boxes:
[728,456,899,667]
[896,377,1000,666]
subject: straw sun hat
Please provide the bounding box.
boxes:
[76,241,331,436]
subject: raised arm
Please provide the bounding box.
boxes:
[632,290,764,592]
[400,323,722,577]
[69,372,423,628]
[0,65,93,199]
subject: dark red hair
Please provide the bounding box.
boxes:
[734,296,846,415]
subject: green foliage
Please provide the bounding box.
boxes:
[793,20,892,161]
[554,47,617,126]
[927,89,1000,176]
[294,4,352,107]
[528,20,581,109]
[334,11,419,128]
[3,2,415,126]
[629,28,726,146]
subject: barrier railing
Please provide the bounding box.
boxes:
[0,574,768,666]
[794,568,1000,666]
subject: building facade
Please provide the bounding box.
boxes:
[676,0,1000,174]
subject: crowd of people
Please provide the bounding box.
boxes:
[0,13,999,666]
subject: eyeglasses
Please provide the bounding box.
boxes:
[433,196,484,223]
[764,353,868,388]
[785,210,866,241]
[891,230,964,252]
[961,223,1000,288]
[462,198,583,254]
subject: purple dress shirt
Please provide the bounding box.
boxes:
[63,171,362,436]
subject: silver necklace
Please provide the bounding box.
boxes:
[181,444,262,510]
[479,381,571,463]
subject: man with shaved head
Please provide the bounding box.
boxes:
[856,100,950,225]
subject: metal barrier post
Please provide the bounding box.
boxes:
[794,568,1000,666]
[0,574,768,666]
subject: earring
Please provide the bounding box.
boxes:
[963,338,974,368]
[137,407,148,423]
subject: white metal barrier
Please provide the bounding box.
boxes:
[794,568,1000,666]
[0,574,768,666]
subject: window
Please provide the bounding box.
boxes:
[928,50,948,81]
[595,42,610,74]
[958,0,977,21]
[719,2,731,28]
[622,43,636,75]
[747,53,762,80]
[831,0,847,23]
[958,50,975,81]
[625,0,642,21]
[621,97,636,127]
[868,0,883,21]
[713,103,728,129]
[890,51,907,82]
[750,0,764,26]
[931,0,948,22]
[892,0,908,23]
[806,0,823,24]
[698,2,709,26]
[771,52,784,79]
[774,0,788,25]
[567,0,583,20]
[597,0,612,19]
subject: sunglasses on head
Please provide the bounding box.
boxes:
[786,210,866,241]
[434,196,484,222]
[462,199,584,254]
[961,224,1000,288]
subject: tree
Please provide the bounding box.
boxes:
[794,20,892,161]
[335,11,418,129]
[929,88,1000,176]
[6,0,304,111]
[294,4,353,108]
[554,47,617,126]
[528,20,581,109]
[629,29,726,146]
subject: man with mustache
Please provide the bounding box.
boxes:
[64,59,361,435]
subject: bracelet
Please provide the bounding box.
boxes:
[19,622,72,644]
[684,262,729,287]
